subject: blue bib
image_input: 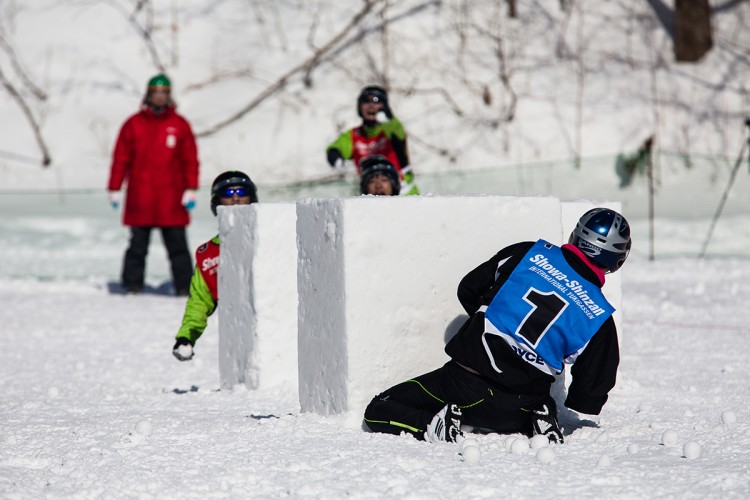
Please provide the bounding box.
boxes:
[484,240,614,371]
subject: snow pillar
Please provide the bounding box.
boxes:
[217,203,298,396]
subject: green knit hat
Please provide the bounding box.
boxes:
[147,74,171,90]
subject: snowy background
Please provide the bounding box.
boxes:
[2,1,750,498]
[1,0,750,192]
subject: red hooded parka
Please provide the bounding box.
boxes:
[108,106,199,227]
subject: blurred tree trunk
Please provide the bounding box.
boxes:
[506,0,517,18]
[674,0,712,62]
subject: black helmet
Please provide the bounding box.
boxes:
[357,85,388,118]
[568,208,631,274]
[359,156,400,196]
[210,170,258,216]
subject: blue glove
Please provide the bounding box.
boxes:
[182,190,197,211]
[108,191,121,209]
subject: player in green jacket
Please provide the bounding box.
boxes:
[326,85,419,195]
[172,171,258,361]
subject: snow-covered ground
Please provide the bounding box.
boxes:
[1,200,749,498]
[2,1,749,497]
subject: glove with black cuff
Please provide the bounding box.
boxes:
[172,337,194,362]
[327,149,344,169]
[530,398,564,444]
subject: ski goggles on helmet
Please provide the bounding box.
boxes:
[359,91,385,104]
[220,187,250,198]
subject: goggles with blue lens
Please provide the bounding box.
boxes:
[221,187,249,198]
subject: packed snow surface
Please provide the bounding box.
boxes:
[1,220,749,498]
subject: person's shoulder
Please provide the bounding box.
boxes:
[123,110,145,124]
[504,241,535,254]
[196,235,220,254]
[490,241,535,265]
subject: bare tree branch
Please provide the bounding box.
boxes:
[303,8,322,87]
[106,0,166,72]
[182,69,255,93]
[197,0,384,137]
[0,35,47,100]
[555,0,576,59]
[469,20,518,123]
[380,0,390,88]
[408,130,458,162]
[645,0,675,39]
[401,86,465,117]
[0,64,51,166]
[170,0,179,67]
[573,0,585,168]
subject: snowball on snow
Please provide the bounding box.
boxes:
[135,420,153,436]
[461,444,481,464]
[510,437,529,455]
[661,430,679,446]
[530,434,549,449]
[683,441,702,460]
[721,410,737,425]
[536,447,555,464]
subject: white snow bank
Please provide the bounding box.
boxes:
[217,203,298,395]
[295,195,602,425]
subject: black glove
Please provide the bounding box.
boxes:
[172,337,194,361]
[381,98,393,120]
[531,399,564,444]
[327,149,343,168]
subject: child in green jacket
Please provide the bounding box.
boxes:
[172,170,258,361]
[326,85,419,196]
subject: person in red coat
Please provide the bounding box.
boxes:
[107,74,200,295]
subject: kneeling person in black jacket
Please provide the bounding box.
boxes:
[364,208,631,444]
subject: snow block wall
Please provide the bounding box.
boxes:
[217,203,298,395]
[214,196,624,426]
[296,195,564,426]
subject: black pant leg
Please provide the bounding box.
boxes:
[364,372,446,440]
[440,361,545,436]
[160,227,192,294]
[364,361,543,439]
[457,377,542,436]
[364,362,484,440]
[122,226,152,291]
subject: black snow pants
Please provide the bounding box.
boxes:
[363,361,547,440]
[121,226,192,294]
